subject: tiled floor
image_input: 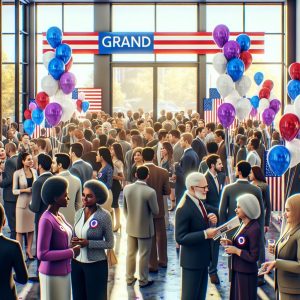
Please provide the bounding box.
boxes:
[11,200,278,300]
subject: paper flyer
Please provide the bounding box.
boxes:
[213,216,241,240]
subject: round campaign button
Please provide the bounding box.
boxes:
[59,225,65,232]
[90,219,98,229]
[237,236,246,246]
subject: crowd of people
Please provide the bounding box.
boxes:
[0,108,299,300]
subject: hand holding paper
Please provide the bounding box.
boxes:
[213,216,241,240]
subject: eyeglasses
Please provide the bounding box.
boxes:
[82,193,94,200]
[194,185,209,190]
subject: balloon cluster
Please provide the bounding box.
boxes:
[212,24,253,126]
[267,62,300,176]
[76,92,90,113]
[24,27,83,135]
[251,73,281,125]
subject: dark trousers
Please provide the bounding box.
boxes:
[181,267,208,300]
[149,217,167,270]
[4,201,16,239]
[209,238,220,275]
[71,259,108,300]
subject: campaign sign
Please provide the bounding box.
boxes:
[99,32,154,54]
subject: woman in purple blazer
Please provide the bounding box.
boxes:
[221,193,262,300]
[37,177,80,300]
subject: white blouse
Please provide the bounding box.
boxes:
[74,212,96,263]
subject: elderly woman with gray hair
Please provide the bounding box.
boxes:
[71,180,114,300]
[221,193,261,300]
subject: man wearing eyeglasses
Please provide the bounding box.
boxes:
[175,172,218,300]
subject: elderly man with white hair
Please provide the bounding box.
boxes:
[175,172,218,300]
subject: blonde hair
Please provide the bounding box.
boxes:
[284,194,300,233]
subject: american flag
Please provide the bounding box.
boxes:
[72,88,102,112]
[32,124,52,139]
[153,32,264,54]
[42,32,264,55]
[264,151,284,211]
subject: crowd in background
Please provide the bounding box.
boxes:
[0,108,299,300]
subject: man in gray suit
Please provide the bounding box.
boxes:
[69,143,93,187]
[53,153,82,226]
[123,166,159,288]
[168,129,184,164]
[0,143,18,239]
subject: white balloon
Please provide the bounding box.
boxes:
[235,75,252,97]
[257,98,269,114]
[41,75,59,97]
[59,98,76,122]
[284,104,295,114]
[236,98,252,121]
[213,53,227,74]
[216,74,234,98]
[293,95,300,119]
[43,51,55,70]
[286,139,300,168]
[224,90,240,107]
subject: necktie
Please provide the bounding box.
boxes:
[198,199,208,223]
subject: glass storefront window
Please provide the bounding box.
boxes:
[37,5,62,33]
[245,5,282,33]
[2,5,15,33]
[112,67,153,113]
[1,35,15,63]
[206,5,243,32]
[64,5,94,32]
[2,64,16,119]
[157,67,197,112]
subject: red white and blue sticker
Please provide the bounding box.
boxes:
[90,219,98,229]
[237,236,246,246]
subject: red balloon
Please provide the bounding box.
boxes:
[65,57,73,72]
[262,79,274,91]
[259,87,271,99]
[36,92,50,110]
[239,51,252,71]
[279,113,300,141]
[289,62,300,80]
[76,99,82,112]
[24,109,32,120]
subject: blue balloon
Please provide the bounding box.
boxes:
[82,101,90,113]
[267,145,291,176]
[56,43,72,64]
[46,27,62,49]
[23,119,35,135]
[236,34,251,52]
[226,58,245,82]
[250,95,260,109]
[48,58,65,80]
[254,72,264,86]
[31,108,44,125]
[287,79,300,101]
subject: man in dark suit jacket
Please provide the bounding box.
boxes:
[69,143,93,187]
[142,147,171,272]
[0,143,18,239]
[175,133,199,203]
[0,204,28,299]
[215,129,227,176]
[204,154,224,284]
[175,172,218,300]
[30,154,53,237]
[191,127,207,163]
